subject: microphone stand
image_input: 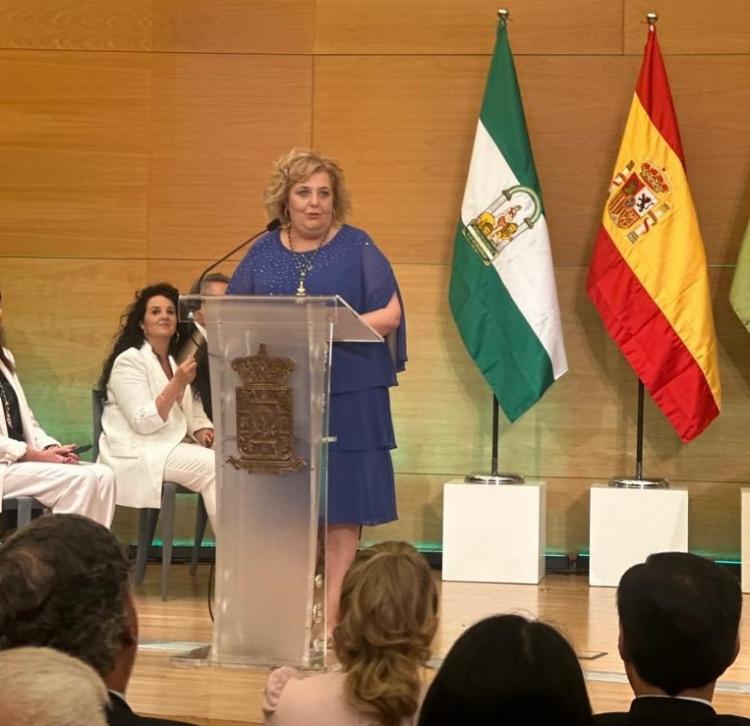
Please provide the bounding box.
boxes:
[177,218,281,363]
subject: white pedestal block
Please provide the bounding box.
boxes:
[741,489,750,593]
[589,485,688,587]
[442,479,546,584]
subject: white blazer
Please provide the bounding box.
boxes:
[0,349,59,501]
[98,342,213,509]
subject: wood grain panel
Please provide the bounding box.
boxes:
[314,55,639,267]
[666,56,750,263]
[362,473,745,559]
[0,51,149,258]
[315,0,621,55]
[389,263,750,487]
[0,259,146,445]
[152,0,314,54]
[0,0,150,51]
[148,54,313,261]
[624,0,750,55]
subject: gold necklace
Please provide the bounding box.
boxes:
[288,228,327,296]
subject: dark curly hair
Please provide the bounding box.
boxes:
[0,514,131,676]
[98,282,182,390]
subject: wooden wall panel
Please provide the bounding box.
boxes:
[0,0,151,51]
[314,55,491,266]
[668,56,750,262]
[390,263,750,486]
[624,0,750,55]
[0,51,150,258]
[315,0,622,55]
[152,0,314,54]
[148,54,313,261]
[315,52,750,268]
[364,474,746,558]
[0,259,146,444]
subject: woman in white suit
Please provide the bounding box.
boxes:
[0,291,115,526]
[97,283,216,520]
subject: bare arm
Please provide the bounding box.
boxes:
[360,291,401,337]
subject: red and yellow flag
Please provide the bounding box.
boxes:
[587,26,720,442]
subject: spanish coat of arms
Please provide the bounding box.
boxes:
[606,160,672,244]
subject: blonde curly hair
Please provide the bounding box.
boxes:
[263,147,351,225]
[333,542,439,726]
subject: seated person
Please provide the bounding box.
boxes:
[0,513,198,726]
[264,541,439,726]
[183,272,229,421]
[0,646,109,726]
[0,289,114,526]
[417,614,593,726]
[595,551,749,725]
[97,283,215,522]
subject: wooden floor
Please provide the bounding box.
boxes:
[129,564,750,725]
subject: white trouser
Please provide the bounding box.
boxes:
[2,462,116,527]
[163,442,216,520]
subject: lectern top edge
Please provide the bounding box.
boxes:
[179,293,383,344]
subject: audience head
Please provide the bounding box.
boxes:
[98,282,181,388]
[617,551,741,696]
[417,614,592,726]
[0,514,135,682]
[0,646,109,726]
[334,541,439,726]
[264,147,351,226]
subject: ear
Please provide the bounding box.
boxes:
[730,633,741,667]
[617,623,629,663]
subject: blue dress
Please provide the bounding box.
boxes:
[227,224,406,526]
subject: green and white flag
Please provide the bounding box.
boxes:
[730,217,750,332]
[449,18,568,422]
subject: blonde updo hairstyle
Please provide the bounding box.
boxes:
[264,147,352,226]
[333,541,439,726]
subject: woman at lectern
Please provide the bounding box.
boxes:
[227,148,406,633]
[97,283,216,522]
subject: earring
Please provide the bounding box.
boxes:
[174,330,181,344]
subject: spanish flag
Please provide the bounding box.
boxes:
[586,26,720,442]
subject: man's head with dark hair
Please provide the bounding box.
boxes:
[189,272,230,296]
[617,551,742,698]
[0,514,133,679]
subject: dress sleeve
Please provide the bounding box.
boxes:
[227,248,256,295]
[361,243,407,373]
[262,666,306,720]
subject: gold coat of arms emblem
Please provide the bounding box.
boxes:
[227,343,306,474]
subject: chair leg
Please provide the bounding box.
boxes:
[135,508,159,586]
[160,483,178,601]
[16,498,33,529]
[190,497,209,576]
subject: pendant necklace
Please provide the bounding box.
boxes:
[288,228,327,296]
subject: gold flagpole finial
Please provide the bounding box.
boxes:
[498,8,510,23]
[646,12,658,29]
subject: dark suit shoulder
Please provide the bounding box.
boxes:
[594,714,628,725]
[107,693,199,726]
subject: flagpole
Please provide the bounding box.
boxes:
[466,394,524,485]
[610,377,667,488]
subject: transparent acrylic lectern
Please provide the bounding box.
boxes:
[179,294,381,669]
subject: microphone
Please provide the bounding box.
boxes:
[194,218,281,299]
